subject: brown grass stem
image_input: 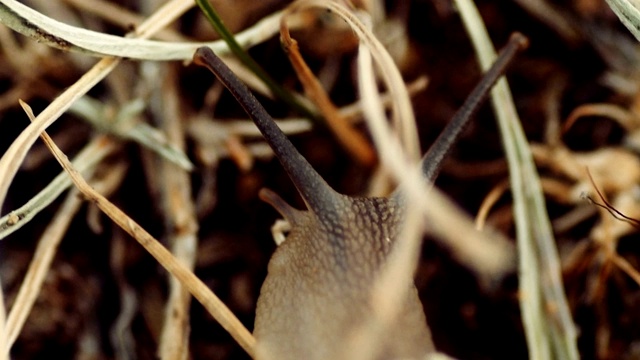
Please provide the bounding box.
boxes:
[19,100,256,358]
[280,17,376,166]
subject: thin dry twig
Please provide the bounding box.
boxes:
[19,100,256,358]
[584,168,640,287]
[584,167,640,228]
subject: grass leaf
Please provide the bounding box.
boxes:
[0,0,283,60]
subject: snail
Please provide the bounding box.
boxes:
[193,32,527,360]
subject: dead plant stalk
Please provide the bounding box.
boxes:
[19,100,256,358]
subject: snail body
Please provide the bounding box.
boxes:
[193,32,526,360]
[253,192,432,359]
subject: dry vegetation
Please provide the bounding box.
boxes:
[0,0,639,359]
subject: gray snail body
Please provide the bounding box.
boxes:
[193,32,526,360]
[253,192,432,359]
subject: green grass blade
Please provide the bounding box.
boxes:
[195,0,316,119]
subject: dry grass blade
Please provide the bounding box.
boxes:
[279,16,376,166]
[514,0,581,44]
[352,5,513,276]
[605,0,640,42]
[475,180,510,230]
[0,0,287,60]
[109,229,138,359]
[563,103,639,133]
[0,6,186,330]
[0,57,119,221]
[19,100,256,358]
[353,38,428,360]
[0,0,195,217]
[0,136,116,240]
[0,284,5,360]
[610,254,640,286]
[454,0,579,358]
[69,97,193,171]
[285,0,420,160]
[280,0,515,281]
[157,64,199,359]
[339,76,429,124]
[196,0,314,118]
[62,0,187,42]
[4,160,126,353]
